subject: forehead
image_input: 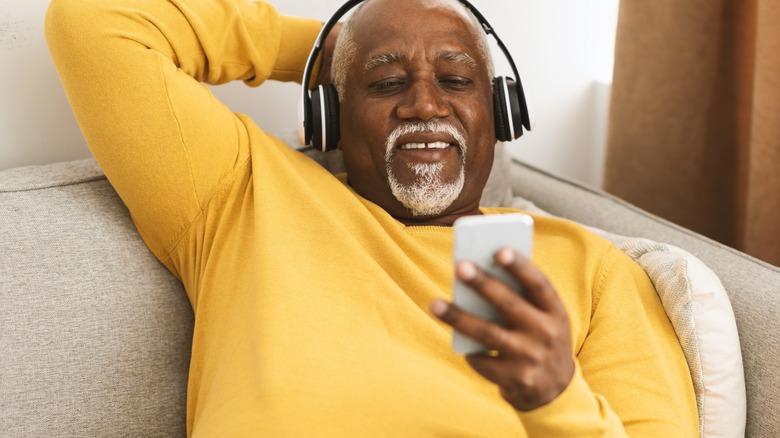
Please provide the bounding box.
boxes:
[349,0,484,62]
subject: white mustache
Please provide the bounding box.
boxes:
[384,121,467,162]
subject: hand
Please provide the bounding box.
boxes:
[431,247,575,411]
[314,22,342,86]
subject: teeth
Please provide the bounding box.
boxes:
[399,142,450,150]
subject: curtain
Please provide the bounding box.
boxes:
[604,0,780,267]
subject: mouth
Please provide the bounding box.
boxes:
[394,132,462,157]
[384,121,467,164]
[394,139,460,164]
[398,141,453,150]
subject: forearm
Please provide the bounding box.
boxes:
[47,0,319,86]
[517,245,697,437]
[569,247,699,437]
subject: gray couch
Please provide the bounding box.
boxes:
[1,156,778,437]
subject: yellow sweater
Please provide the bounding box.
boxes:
[46,0,698,436]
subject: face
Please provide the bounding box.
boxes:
[339,0,496,225]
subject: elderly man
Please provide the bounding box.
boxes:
[46,0,698,436]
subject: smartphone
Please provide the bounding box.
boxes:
[452,213,534,354]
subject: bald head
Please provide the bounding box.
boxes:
[331,0,494,101]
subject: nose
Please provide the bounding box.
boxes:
[395,78,451,121]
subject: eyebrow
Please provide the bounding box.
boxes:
[436,50,478,70]
[364,52,407,72]
[363,50,479,73]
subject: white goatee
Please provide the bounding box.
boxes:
[385,121,466,217]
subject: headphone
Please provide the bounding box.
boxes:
[298,0,531,152]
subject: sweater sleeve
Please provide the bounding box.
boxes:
[517,246,699,437]
[45,0,321,262]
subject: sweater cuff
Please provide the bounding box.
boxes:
[516,363,625,437]
[271,15,323,83]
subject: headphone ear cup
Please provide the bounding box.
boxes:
[493,76,525,141]
[323,84,340,151]
[492,78,510,142]
[310,84,341,152]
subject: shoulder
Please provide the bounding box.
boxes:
[481,207,616,264]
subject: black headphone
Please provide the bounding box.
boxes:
[298,0,531,152]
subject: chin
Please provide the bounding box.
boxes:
[387,163,465,218]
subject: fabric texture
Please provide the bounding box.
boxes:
[605,0,780,267]
[0,159,193,437]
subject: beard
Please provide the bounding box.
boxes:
[385,121,467,217]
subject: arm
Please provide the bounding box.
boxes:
[45,0,321,263]
[432,246,698,436]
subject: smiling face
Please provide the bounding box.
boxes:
[337,0,497,225]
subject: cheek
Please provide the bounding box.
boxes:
[458,89,495,136]
[465,145,494,184]
[339,99,392,186]
[460,98,497,182]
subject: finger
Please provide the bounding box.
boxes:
[495,247,564,314]
[455,260,543,329]
[430,299,517,353]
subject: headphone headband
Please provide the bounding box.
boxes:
[300,0,364,100]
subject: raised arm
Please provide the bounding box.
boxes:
[45,0,321,262]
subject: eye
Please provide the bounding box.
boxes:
[369,78,406,93]
[439,76,473,90]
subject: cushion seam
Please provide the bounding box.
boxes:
[0,175,107,193]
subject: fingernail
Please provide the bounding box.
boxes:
[497,247,516,265]
[430,299,449,316]
[457,261,477,280]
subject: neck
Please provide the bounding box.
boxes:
[395,206,483,227]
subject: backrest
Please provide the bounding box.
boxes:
[0,159,192,437]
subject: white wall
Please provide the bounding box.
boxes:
[0,0,618,186]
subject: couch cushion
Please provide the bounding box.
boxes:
[0,159,192,437]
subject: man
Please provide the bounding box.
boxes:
[45,0,698,436]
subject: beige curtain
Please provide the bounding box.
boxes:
[605,0,780,267]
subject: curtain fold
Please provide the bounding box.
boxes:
[605,0,780,266]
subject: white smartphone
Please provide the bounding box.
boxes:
[452,213,534,355]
